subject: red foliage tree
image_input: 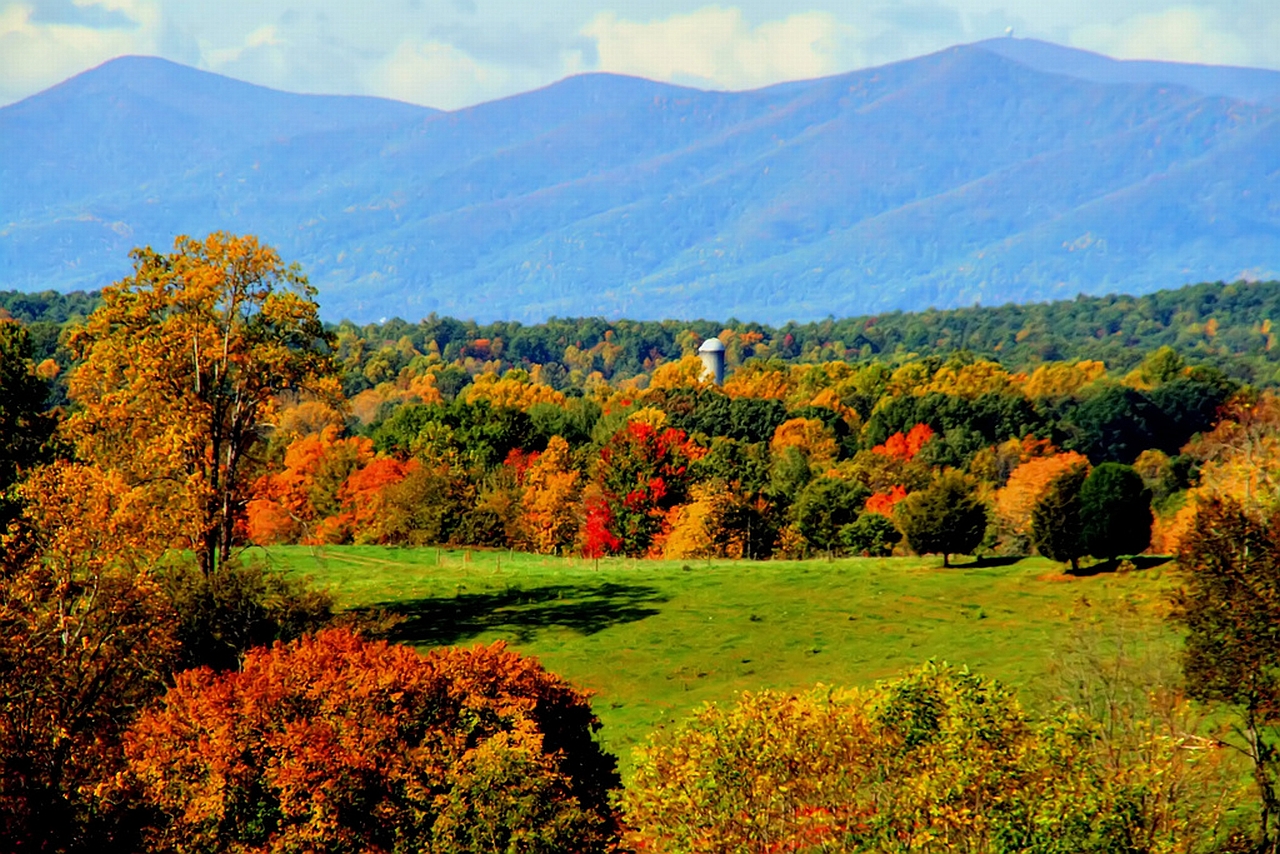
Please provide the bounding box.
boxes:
[873,423,935,462]
[124,630,620,853]
[591,421,702,556]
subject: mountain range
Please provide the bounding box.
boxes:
[2,39,1279,323]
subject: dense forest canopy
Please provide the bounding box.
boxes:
[6,278,1280,396]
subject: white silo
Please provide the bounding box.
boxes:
[698,338,726,385]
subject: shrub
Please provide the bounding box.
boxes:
[125,630,620,853]
[624,663,1166,854]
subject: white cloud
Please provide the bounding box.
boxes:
[1071,6,1251,66]
[0,0,157,102]
[582,5,852,90]
[371,37,560,110]
[3,1,1280,110]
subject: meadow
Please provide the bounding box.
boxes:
[263,546,1183,769]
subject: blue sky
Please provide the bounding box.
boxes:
[2,1,1278,108]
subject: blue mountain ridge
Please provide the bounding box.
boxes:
[1,40,1278,323]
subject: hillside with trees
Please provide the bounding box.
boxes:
[4,40,1279,322]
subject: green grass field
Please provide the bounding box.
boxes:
[260,546,1183,770]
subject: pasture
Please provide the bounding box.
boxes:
[262,547,1183,769]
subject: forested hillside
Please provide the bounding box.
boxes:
[4,40,1279,322]
[8,277,1278,392]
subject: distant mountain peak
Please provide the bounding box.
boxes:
[2,39,1278,323]
[973,37,1280,101]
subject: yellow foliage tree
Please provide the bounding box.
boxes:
[922,359,1014,398]
[648,355,712,391]
[464,370,566,410]
[770,418,838,468]
[519,436,582,555]
[1020,360,1108,399]
[65,233,339,575]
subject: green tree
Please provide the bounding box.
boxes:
[1031,462,1090,571]
[0,321,56,525]
[840,512,901,557]
[893,470,987,567]
[1080,462,1153,562]
[792,476,870,556]
[1172,499,1280,852]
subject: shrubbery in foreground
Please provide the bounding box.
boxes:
[123,630,620,853]
[624,662,1240,854]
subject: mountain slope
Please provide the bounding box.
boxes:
[1,43,1278,322]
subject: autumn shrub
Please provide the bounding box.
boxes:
[624,663,1164,854]
[124,630,620,854]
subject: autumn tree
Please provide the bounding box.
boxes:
[124,630,620,853]
[0,463,178,851]
[591,420,701,556]
[1172,499,1280,852]
[893,470,988,567]
[1186,390,1280,514]
[995,451,1091,552]
[66,233,338,576]
[1031,462,1090,571]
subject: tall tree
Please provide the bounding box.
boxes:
[1172,499,1280,852]
[66,233,338,576]
[0,463,178,851]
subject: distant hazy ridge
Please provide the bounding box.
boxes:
[2,39,1278,323]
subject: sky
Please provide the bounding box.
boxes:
[2,0,1279,109]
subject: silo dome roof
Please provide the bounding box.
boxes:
[698,338,726,353]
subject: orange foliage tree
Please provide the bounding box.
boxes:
[995,451,1092,549]
[246,426,375,545]
[124,630,620,853]
[872,422,935,461]
[66,233,339,575]
[1,463,178,851]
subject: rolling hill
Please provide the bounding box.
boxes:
[2,39,1278,323]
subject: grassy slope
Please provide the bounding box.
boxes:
[261,547,1181,769]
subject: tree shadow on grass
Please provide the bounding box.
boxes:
[357,581,669,647]
[1065,554,1173,577]
[969,555,1024,568]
